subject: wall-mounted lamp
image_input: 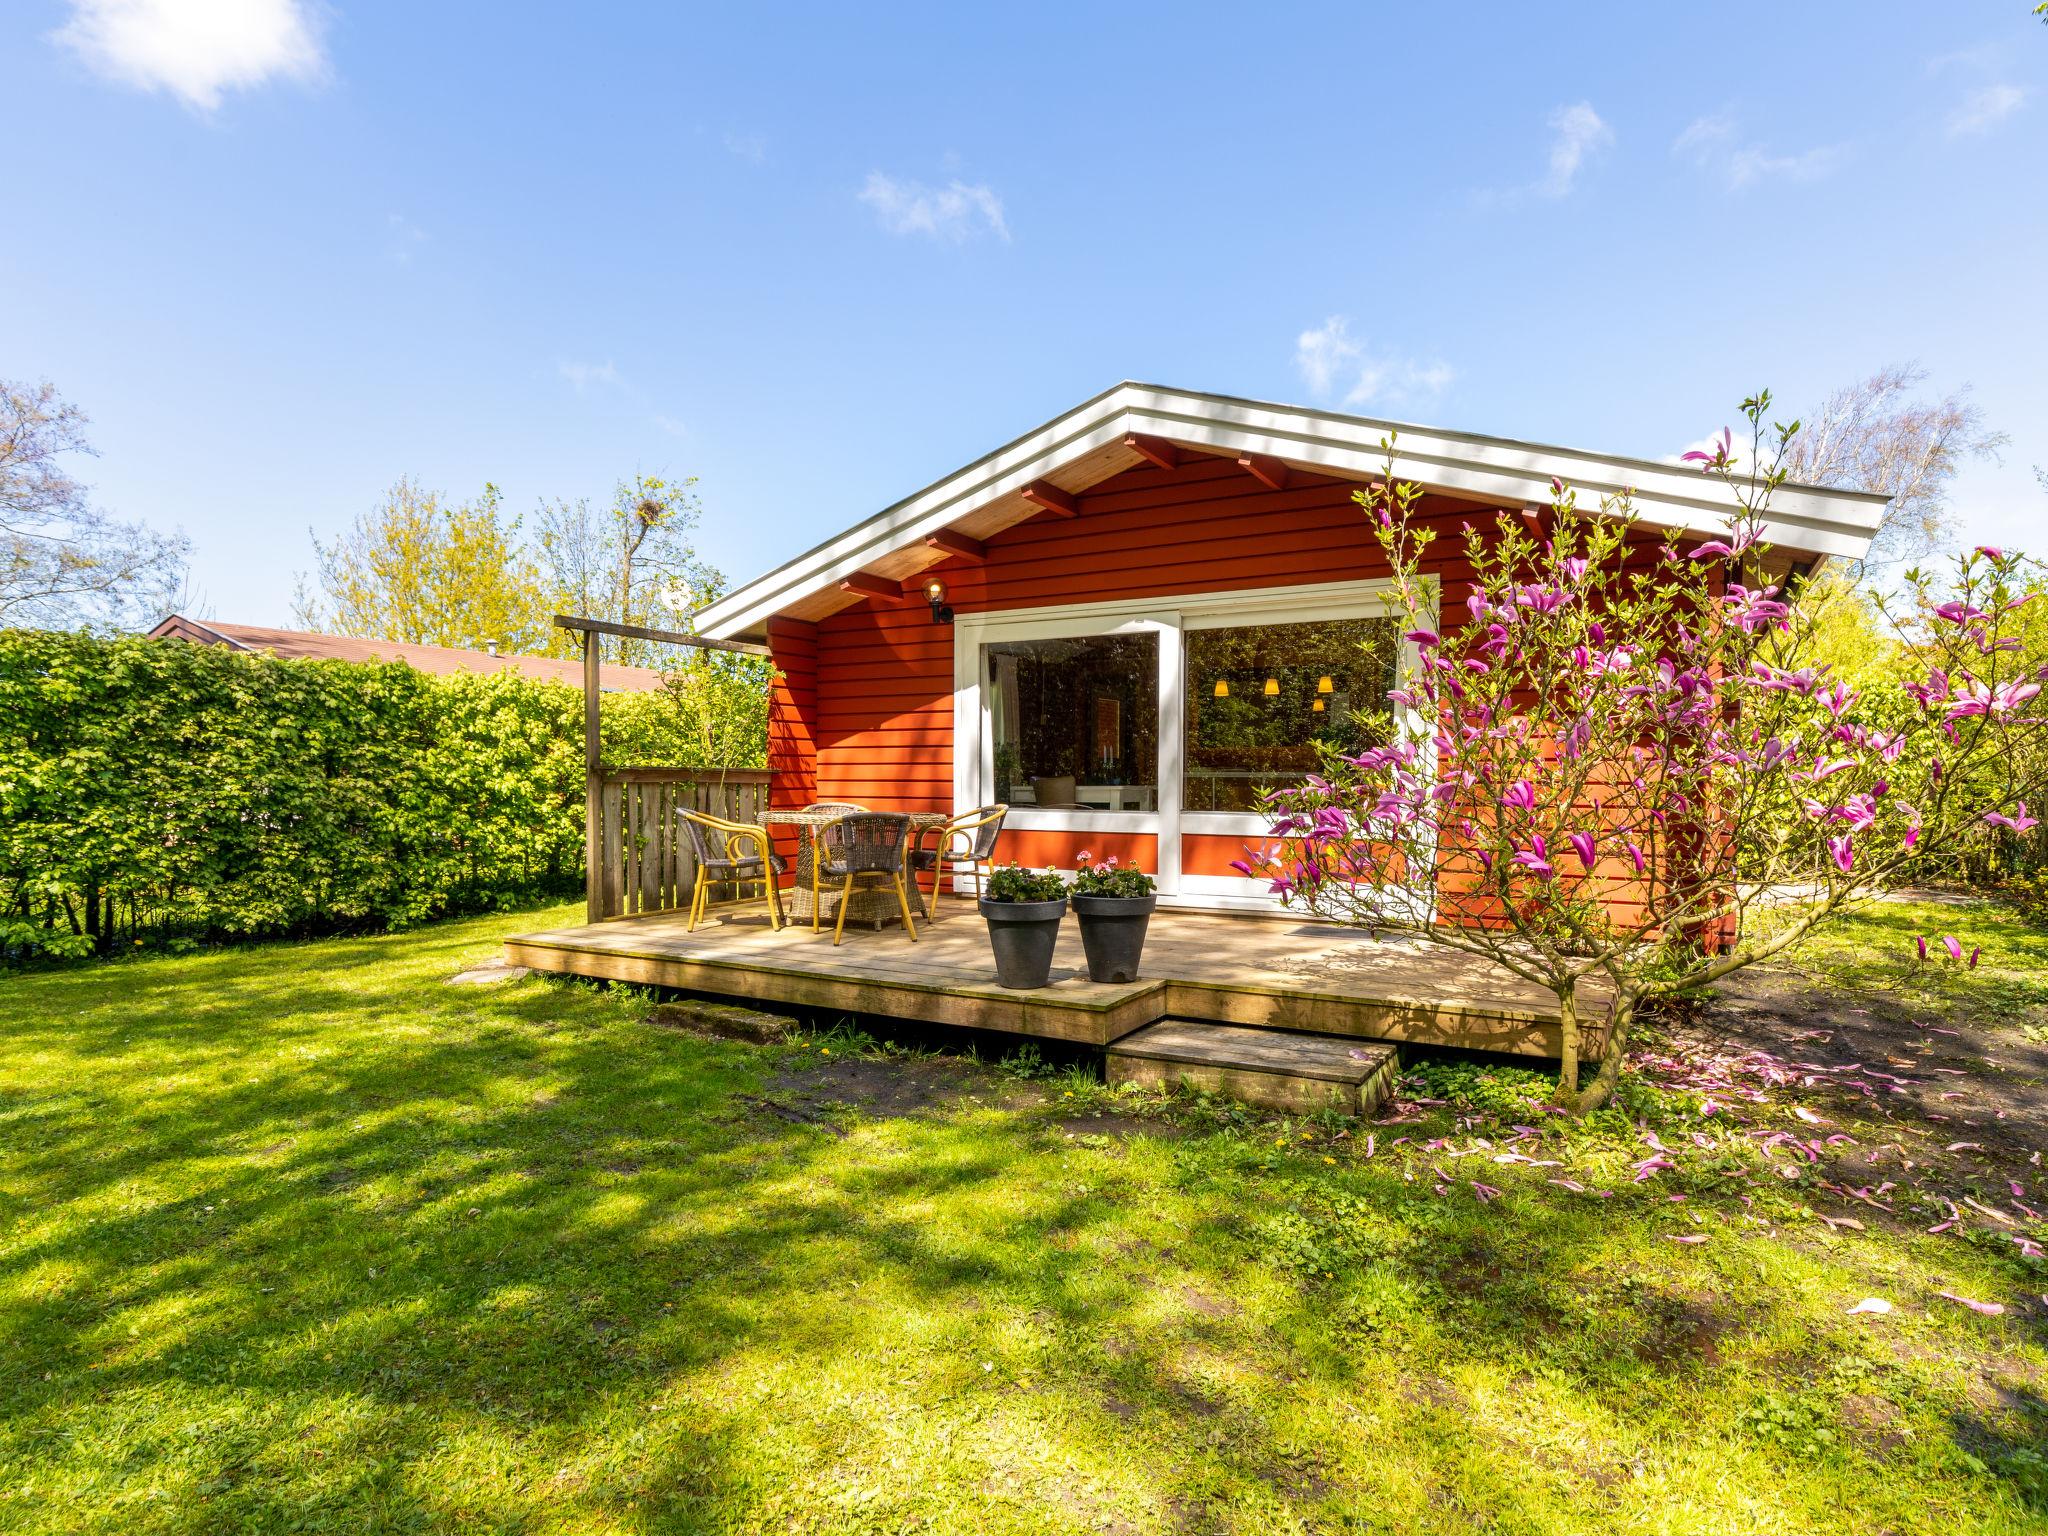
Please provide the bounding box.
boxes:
[1213,679,1229,698]
[924,576,954,625]
[1263,677,1280,697]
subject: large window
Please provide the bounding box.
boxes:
[1184,616,1398,813]
[986,632,1159,812]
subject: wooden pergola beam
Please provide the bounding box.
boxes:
[1020,480,1080,518]
[839,572,906,602]
[1237,453,1289,492]
[552,613,774,923]
[1123,433,1181,471]
[554,614,769,658]
[924,529,987,562]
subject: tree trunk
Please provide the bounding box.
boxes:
[1567,997,1634,1114]
[1555,988,1581,1099]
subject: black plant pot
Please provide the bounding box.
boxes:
[1071,893,1157,983]
[979,897,1068,989]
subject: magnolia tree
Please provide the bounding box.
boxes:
[1235,394,2048,1111]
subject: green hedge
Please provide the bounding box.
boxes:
[0,630,764,960]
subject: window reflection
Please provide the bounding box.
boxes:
[986,633,1159,812]
[1184,618,1397,812]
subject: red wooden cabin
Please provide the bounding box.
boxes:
[693,384,1883,917]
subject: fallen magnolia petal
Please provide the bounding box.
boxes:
[1936,1291,2005,1317]
[1820,1215,1865,1231]
[1847,1297,1893,1315]
[1665,1234,1708,1244]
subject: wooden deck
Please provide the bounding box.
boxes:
[503,907,1610,1059]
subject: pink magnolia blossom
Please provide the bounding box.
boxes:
[1984,803,2039,834]
[1932,601,1988,626]
[1935,1291,2005,1316]
[1568,831,1598,870]
[1946,680,2041,719]
[1680,428,1733,470]
[1827,836,1855,875]
[1500,780,1536,812]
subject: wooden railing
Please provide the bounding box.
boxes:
[588,767,774,922]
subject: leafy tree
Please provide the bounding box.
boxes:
[1234,393,2048,1111]
[1784,364,2005,572]
[0,377,188,630]
[293,477,551,651]
[535,475,725,663]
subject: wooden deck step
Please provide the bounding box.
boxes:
[1106,1022,1400,1116]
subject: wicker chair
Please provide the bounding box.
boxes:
[678,811,786,932]
[907,804,1008,920]
[813,813,919,946]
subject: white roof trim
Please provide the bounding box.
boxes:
[696,383,1888,641]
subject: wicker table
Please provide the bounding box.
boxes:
[764,809,952,929]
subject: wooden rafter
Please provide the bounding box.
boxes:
[839,572,905,602]
[1237,453,1289,491]
[1123,433,1181,471]
[1020,480,1080,518]
[924,529,987,562]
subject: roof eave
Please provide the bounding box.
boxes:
[696,384,1888,642]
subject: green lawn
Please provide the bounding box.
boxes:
[2,901,2044,1534]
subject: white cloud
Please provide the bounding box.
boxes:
[1948,83,2025,136]
[386,213,427,265]
[1673,110,1841,189]
[1539,101,1614,197]
[1294,317,1454,412]
[559,360,621,394]
[1723,143,1841,188]
[723,130,768,164]
[1473,101,1611,204]
[858,172,1010,242]
[51,0,326,113]
[1671,112,1735,160]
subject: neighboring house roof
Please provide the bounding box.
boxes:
[694,382,1890,642]
[148,616,667,692]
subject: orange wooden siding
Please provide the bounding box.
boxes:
[763,449,1710,929]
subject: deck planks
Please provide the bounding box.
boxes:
[502,908,1610,1058]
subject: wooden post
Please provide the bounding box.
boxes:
[583,630,603,922]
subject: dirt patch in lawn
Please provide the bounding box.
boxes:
[1672,963,2048,1179]
[764,1052,1046,1122]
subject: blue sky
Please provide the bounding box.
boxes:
[6,2,2044,626]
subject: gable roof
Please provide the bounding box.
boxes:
[148,616,667,692]
[694,382,1889,642]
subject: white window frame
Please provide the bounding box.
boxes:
[951,576,1435,908]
